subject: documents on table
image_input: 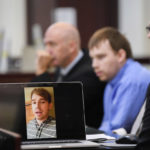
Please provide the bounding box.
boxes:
[86,133,116,141]
[86,134,136,148]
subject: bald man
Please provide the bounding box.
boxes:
[32,22,106,129]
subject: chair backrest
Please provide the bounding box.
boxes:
[130,100,146,135]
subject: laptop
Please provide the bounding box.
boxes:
[0,82,99,149]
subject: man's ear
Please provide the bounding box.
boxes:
[69,40,77,53]
[117,49,127,63]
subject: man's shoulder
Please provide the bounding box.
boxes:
[81,48,91,63]
[111,60,150,89]
[49,118,56,124]
[45,117,56,129]
[66,49,94,76]
[123,59,150,80]
[127,59,149,72]
[28,119,35,123]
[47,116,56,124]
[74,49,92,69]
[27,119,35,128]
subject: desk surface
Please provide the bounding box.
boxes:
[20,145,136,150]
[85,127,136,150]
[20,127,136,150]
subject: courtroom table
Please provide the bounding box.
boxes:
[0,73,35,83]
[20,127,136,150]
[20,146,136,150]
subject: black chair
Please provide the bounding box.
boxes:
[0,128,21,150]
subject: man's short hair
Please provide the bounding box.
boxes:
[31,88,51,103]
[88,27,132,58]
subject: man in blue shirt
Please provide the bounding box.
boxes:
[88,27,150,136]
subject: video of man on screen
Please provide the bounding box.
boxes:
[24,87,56,139]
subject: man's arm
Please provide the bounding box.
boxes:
[110,82,148,133]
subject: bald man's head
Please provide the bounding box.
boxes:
[45,22,81,49]
[43,22,81,68]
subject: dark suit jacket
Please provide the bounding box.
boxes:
[137,84,150,149]
[31,49,106,128]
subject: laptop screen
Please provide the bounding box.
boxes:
[0,82,86,141]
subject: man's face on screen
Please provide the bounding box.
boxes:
[31,93,51,123]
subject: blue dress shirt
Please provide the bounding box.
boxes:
[99,59,150,136]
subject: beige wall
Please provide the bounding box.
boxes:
[0,0,150,72]
[118,0,150,58]
[0,0,27,58]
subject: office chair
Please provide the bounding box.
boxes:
[0,128,21,150]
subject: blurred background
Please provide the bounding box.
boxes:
[0,0,150,82]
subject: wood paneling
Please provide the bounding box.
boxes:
[55,0,118,48]
[26,0,118,48]
[26,0,55,44]
[0,73,35,83]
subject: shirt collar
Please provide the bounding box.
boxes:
[109,58,133,87]
[60,50,83,76]
[34,116,52,127]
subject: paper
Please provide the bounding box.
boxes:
[112,128,127,136]
[86,134,116,140]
